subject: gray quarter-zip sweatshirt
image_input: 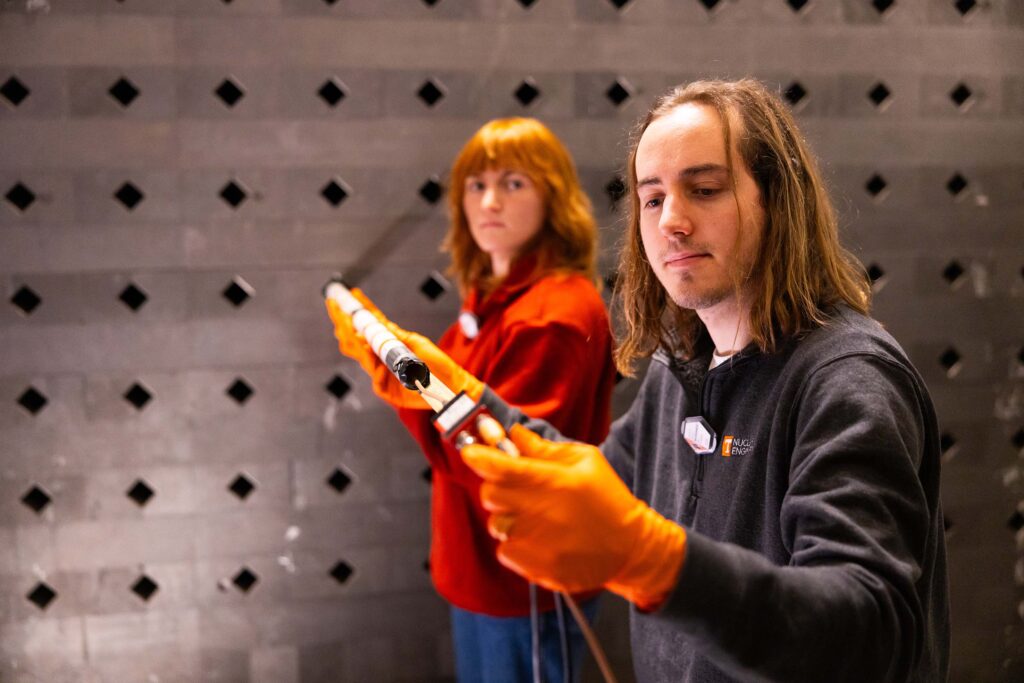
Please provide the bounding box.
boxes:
[480,307,949,682]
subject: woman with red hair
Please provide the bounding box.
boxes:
[327,118,615,681]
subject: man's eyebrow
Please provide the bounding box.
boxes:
[636,163,729,189]
[681,163,729,178]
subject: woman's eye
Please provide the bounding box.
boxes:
[467,181,484,192]
[693,187,719,198]
[643,197,662,209]
[506,178,525,190]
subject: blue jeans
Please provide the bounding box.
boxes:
[450,595,600,683]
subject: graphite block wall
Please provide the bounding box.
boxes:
[0,1,1022,682]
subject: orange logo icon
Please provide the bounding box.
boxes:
[722,435,734,457]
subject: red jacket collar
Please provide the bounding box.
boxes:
[463,255,541,319]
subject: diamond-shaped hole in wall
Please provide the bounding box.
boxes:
[938,347,962,376]
[17,386,48,415]
[119,283,148,312]
[866,263,885,284]
[228,473,256,500]
[22,485,52,514]
[232,567,258,592]
[946,173,968,197]
[126,479,155,507]
[942,260,965,285]
[872,0,896,14]
[954,0,977,17]
[1,76,30,107]
[226,378,254,405]
[219,180,248,209]
[514,80,540,107]
[214,77,245,108]
[114,182,144,211]
[786,0,810,12]
[222,277,254,307]
[517,0,538,9]
[868,82,891,108]
[696,0,722,10]
[606,79,632,107]
[784,81,808,108]
[330,560,354,584]
[865,174,888,199]
[421,466,433,484]
[419,177,444,204]
[1017,346,1024,368]
[1009,509,1024,532]
[6,182,36,212]
[11,285,42,316]
[939,432,957,459]
[327,467,353,494]
[321,179,350,207]
[108,76,140,108]
[124,382,153,410]
[325,374,351,400]
[1013,428,1024,451]
[950,83,973,109]
[27,582,56,610]
[318,78,346,107]
[605,176,626,209]
[417,79,446,108]
[131,575,159,602]
[420,272,451,301]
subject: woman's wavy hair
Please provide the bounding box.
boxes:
[444,117,598,293]
[614,79,871,375]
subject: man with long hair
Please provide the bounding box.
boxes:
[392,79,949,681]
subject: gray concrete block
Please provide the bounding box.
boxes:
[0,66,67,120]
[192,460,291,514]
[67,66,176,120]
[251,644,298,683]
[280,67,388,120]
[0,169,76,228]
[0,617,86,680]
[176,66,282,119]
[73,168,181,226]
[56,516,198,571]
[279,0,480,20]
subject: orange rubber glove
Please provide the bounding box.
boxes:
[325,288,483,408]
[462,425,688,611]
[389,324,484,402]
[324,289,422,409]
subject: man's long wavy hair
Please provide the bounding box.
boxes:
[445,117,598,294]
[614,79,871,375]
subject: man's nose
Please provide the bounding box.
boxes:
[659,194,693,237]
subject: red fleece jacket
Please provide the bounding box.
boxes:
[397,261,616,616]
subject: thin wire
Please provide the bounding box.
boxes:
[562,592,618,683]
[554,592,571,683]
[530,582,542,683]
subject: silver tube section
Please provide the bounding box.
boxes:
[323,279,431,391]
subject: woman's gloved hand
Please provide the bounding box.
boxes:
[389,324,484,402]
[324,289,423,409]
[462,424,688,611]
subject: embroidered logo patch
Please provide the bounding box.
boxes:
[722,435,753,457]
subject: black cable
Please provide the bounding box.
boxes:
[530,582,542,683]
[555,592,571,683]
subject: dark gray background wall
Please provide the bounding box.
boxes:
[1,1,1022,682]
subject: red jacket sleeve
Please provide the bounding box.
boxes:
[396,318,611,491]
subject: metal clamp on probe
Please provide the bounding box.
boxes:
[432,391,520,456]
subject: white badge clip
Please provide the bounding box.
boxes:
[458,311,479,339]
[681,416,717,455]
